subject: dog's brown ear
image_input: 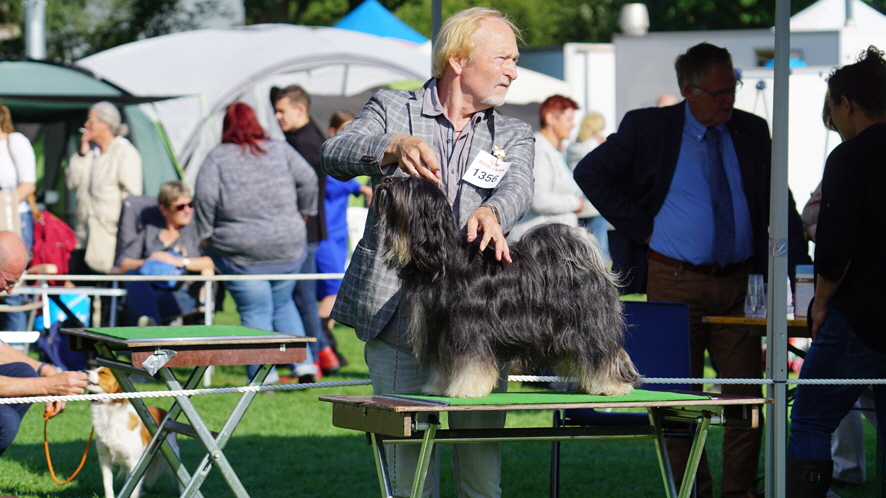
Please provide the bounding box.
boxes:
[97,367,124,394]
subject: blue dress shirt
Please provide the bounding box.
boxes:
[649,102,753,266]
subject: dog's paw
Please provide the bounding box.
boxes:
[423,368,449,396]
[443,386,492,398]
[604,382,635,396]
[579,381,635,397]
[421,384,447,396]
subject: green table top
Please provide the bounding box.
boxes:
[82,325,274,340]
[63,325,315,347]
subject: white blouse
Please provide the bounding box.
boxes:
[0,132,37,212]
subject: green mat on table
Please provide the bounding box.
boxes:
[83,325,275,340]
[401,389,708,406]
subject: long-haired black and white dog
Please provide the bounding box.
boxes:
[374,176,640,398]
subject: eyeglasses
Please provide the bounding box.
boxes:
[690,80,743,99]
[169,202,194,212]
[0,275,18,293]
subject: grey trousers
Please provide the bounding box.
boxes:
[831,392,878,483]
[365,309,508,498]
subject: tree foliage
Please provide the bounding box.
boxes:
[4,0,886,61]
[338,0,885,46]
[390,0,844,45]
[0,0,227,62]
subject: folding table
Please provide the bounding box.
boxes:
[65,325,313,498]
[321,391,770,498]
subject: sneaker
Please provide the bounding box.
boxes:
[262,368,280,385]
[137,315,158,327]
[293,362,318,378]
[317,347,341,375]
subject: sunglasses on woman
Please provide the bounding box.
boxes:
[169,202,194,211]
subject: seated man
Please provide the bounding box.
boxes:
[0,231,87,456]
[117,181,213,325]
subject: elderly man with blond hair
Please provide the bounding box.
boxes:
[322,7,534,497]
[0,231,87,456]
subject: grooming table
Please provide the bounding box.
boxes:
[321,391,770,498]
[64,325,314,498]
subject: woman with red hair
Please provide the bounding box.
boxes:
[509,95,584,240]
[194,102,318,382]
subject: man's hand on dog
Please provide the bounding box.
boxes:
[384,134,441,183]
[45,370,88,395]
[467,206,511,263]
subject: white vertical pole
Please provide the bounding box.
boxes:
[766,0,791,497]
[24,0,46,60]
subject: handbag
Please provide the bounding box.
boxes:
[138,251,184,289]
[0,141,22,236]
[0,190,21,236]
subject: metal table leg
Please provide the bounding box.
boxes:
[649,407,679,498]
[410,422,439,498]
[680,417,712,498]
[94,347,198,498]
[168,363,273,498]
[371,433,395,498]
[96,350,265,498]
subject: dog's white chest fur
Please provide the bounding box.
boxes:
[86,367,179,498]
[90,400,148,467]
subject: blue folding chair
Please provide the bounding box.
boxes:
[550,300,693,497]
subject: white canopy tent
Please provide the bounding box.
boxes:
[76,23,569,181]
[77,24,430,181]
[790,0,886,29]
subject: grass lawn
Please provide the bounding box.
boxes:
[0,293,880,497]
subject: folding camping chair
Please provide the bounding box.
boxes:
[550,301,694,497]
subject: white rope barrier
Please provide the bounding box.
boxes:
[4,375,883,405]
[0,379,373,404]
[510,375,886,386]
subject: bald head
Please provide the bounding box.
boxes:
[0,232,27,292]
[657,94,681,107]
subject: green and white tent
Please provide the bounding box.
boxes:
[0,57,181,206]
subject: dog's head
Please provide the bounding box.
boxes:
[373,176,462,273]
[85,367,123,395]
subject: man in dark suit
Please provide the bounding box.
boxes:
[575,42,809,498]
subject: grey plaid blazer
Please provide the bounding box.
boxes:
[320,81,535,342]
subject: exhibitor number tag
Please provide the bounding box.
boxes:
[462,151,511,189]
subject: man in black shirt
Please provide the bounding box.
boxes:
[787,46,886,498]
[272,85,341,378]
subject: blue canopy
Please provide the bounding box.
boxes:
[334,0,428,44]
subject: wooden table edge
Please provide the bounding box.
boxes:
[318,393,772,413]
[62,327,316,347]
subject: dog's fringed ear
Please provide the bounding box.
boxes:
[376,177,461,273]
[408,178,462,273]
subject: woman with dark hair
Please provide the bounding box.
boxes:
[194,102,318,382]
[786,46,886,497]
[509,95,583,240]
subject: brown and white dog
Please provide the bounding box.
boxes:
[85,367,179,498]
